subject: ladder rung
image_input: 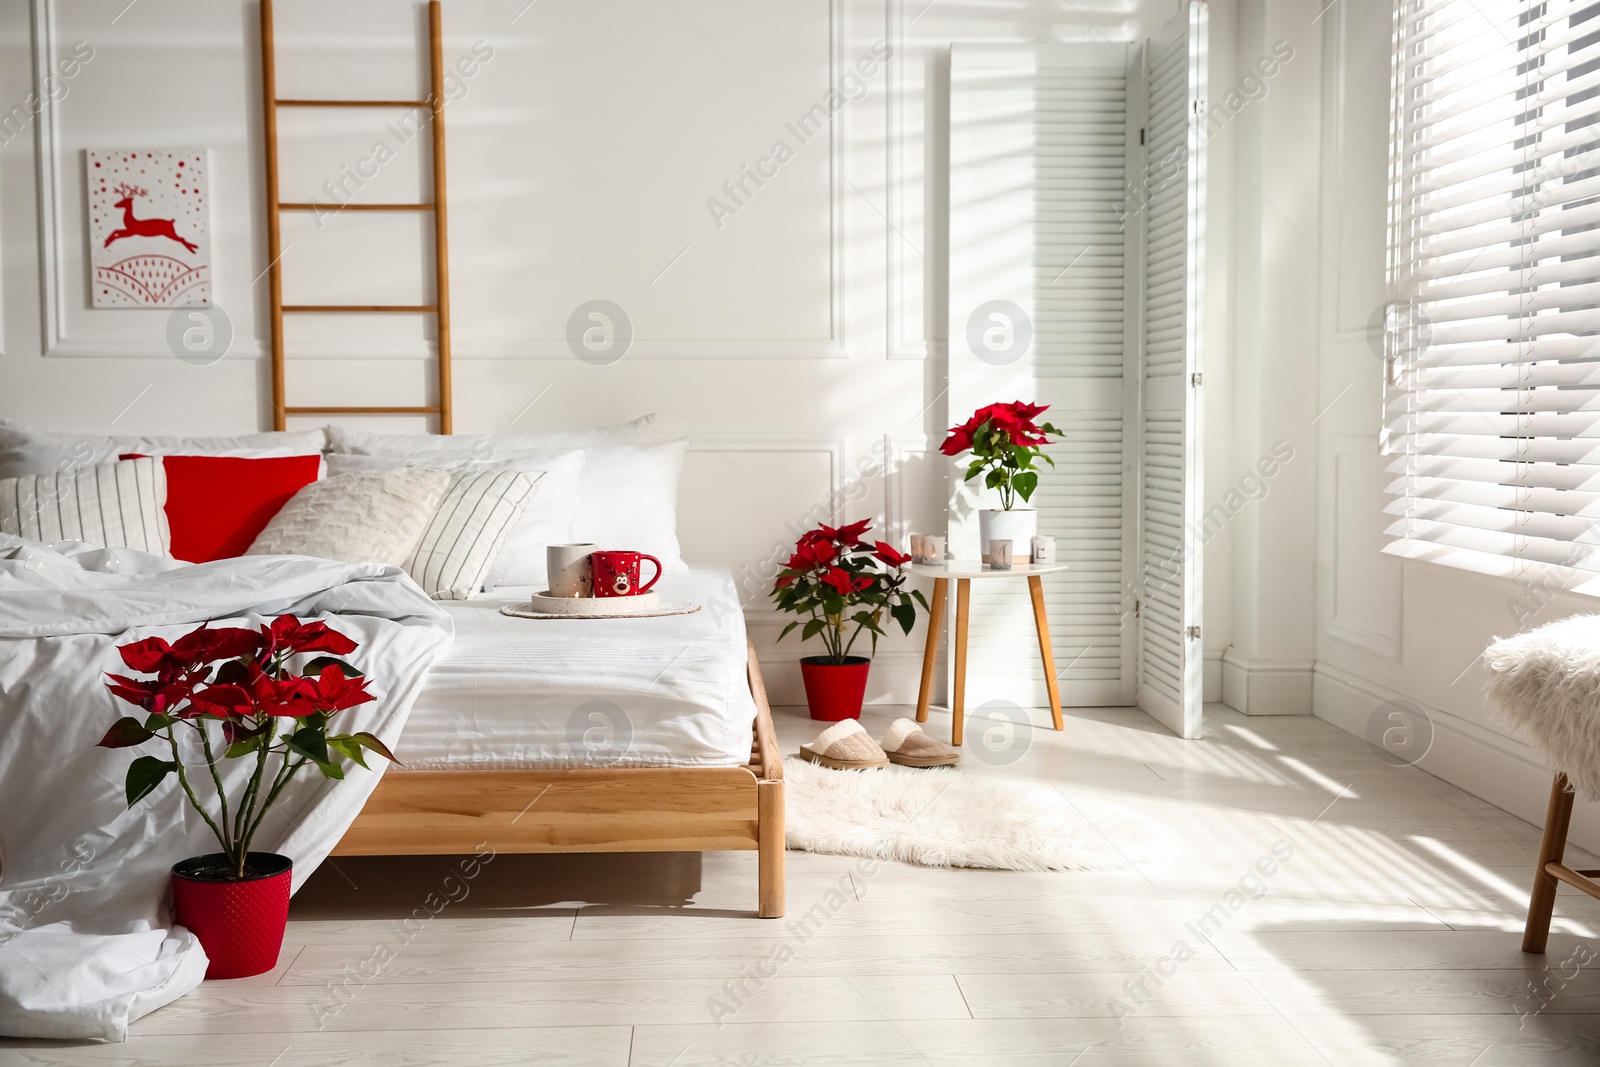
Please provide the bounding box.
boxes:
[278,202,433,211]
[284,406,441,415]
[282,304,436,313]
[276,98,429,108]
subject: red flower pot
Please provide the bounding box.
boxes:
[170,852,292,980]
[799,656,871,721]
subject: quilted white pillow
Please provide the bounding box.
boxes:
[0,419,322,480]
[407,468,541,600]
[245,467,452,565]
[327,433,688,573]
[325,450,584,587]
[0,457,169,554]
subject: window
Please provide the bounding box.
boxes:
[1384,0,1600,591]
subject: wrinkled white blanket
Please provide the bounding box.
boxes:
[0,536,453,1041]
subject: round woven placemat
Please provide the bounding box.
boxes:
[499,601,702,621]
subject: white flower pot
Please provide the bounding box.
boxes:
[978,508,1037,561]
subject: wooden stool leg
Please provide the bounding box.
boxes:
[1028,574,1064,731]
[916,578,947,725]
[953,578,971,746]
[1525,773,1575,953]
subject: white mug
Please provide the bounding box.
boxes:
[986,540,1013,570]
[547,543,597,597]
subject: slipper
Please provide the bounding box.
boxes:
[798,720,889,770]
[881,718,960,767]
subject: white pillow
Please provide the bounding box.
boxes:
[407,469,541,600]
[327,433,687,573]
[0,419,323,480]
[323,413,656,457]
[0,457,169,554]
[326,450,584,587]
[245,467,452,566]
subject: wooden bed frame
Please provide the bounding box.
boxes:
[330,641,786,918]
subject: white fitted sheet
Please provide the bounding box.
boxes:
[393,566,756,770]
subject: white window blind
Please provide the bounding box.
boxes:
[1385,0,1600,588]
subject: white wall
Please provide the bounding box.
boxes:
[0,0,1176,707]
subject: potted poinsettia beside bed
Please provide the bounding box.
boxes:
[771,520,926,721]
[98,616,392,979]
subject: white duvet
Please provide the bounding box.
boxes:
[0,536,453,1041]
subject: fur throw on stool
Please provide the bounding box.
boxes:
[1484,613,1600,801]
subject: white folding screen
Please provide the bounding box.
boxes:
[948,42,1142,710]
[946,5,1206,736]
[1136,2,1207,738]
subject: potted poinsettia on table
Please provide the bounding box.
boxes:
[940,400,1064,555]
[98,616,393,979]
[771,520,927,721]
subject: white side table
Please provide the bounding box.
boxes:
[908,561,1071,746]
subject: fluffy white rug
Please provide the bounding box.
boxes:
[783,757,1154,871]
[1485,613,1600,800]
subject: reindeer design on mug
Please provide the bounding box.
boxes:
[103,182,198,254]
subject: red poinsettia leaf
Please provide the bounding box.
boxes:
[170,625,262,665]
[117,637,172,674]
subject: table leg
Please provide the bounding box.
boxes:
[915,578,947,724]
[1028,574,1064,731]
[953,578,971,746]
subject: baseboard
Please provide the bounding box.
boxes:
[1220,648,1315,715]
[1312,665,1600,855]
[1204,648,1223,704]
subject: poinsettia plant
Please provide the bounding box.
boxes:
[97,617,394,880]
[940,401,1064,510]
[771,520,928,664]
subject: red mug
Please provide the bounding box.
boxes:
[589,550,662,598]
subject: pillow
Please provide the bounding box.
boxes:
[327,433,688,572]
[322,413,656,458]
[0,419,322,480]
[246,467,452,565]
[0,457,169,554]
[406,469,541,599]
[127,454,323,563]
[326,450,584,587]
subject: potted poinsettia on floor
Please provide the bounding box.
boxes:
[98,616,393,979]
[771,520,927,721]
[940,400,1064,555]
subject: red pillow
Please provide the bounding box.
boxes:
[121,453,321,562]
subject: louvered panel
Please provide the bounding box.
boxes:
[1137,2,1205,739]
[949,42,1139,710]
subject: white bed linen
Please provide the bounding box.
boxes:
[397,566,756,770]
[0,537,453,1041]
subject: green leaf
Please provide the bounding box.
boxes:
[223,720,270,759]
[314,759,345,780]
[801,618,825,641]
[1014,470,1039,502]
[348,731,399,766]
[303,656,362,679]
[142,713,174,732]
[985,468,1006,490]
[1038,452,1056,468]
[283,726,329,765]
[911,589,930,611]
[325,735,371,770]
[777,620,799,642]
[892,600,917,635]
[98,716,154,749]
[124,755,177,806]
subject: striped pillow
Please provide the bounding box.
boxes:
[405,468,541,600]
[0,457,170,554]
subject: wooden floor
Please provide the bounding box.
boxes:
[6,702,1600,1066]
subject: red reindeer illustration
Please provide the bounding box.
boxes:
[103,182,198,254]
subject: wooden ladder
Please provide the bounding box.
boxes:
[258,0,453,433]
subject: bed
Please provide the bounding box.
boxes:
[329,567,786,918]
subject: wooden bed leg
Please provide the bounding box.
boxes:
[758,778,785,918]
[1525,773,1574,954]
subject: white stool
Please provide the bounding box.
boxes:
[1484,615,1600,953]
